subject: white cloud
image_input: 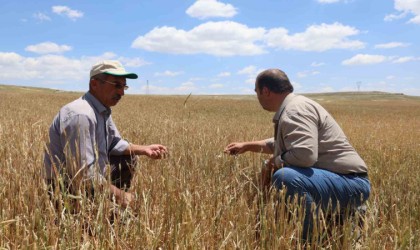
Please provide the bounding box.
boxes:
[238,65,257,75]
[292,81,303,91]
[0,52,86,81]
[386,75,396,80]
[237,65,264,85]
[209,83,224,88]
[265,22,364,52]
[25,42,72,54]
[132,21,266,56]
[118,57,151,67]
[342,54,388,65]
[386,0,420,24]
[52,6,83,21]
[186,0,238,19]
[154,70,183,77]
[297,70,320,78]
[217,71,231,77]
[0,52,145,84]
[311,62,325,67]
[374,42,410,49]
[33,12,51,22]
[132,21,365,56]
[392,56,420,63]
[175,82,197,92]
[384,12,407,21]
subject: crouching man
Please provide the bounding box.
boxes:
[224,69,370,240]
[44,60,168,209]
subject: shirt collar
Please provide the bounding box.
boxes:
[273,93,296,123]
[84,92,112,115]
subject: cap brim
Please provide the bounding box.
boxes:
[105,72,138,79]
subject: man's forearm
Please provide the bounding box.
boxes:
[245,140,274,154]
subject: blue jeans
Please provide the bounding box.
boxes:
[271,166,370,239]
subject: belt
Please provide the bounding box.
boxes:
[350,172,368,178]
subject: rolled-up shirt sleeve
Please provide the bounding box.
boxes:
[281,110,318,167]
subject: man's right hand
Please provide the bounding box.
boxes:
[119,191,134,208]
[110,184,135,208]
[224,142,248,155]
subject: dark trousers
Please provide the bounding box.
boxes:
[109,154,138,191]
[47,154,138,196]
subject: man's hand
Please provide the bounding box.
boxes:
[141,144,168,159]
[224,142,248,155]
[110,185,135,208]
[119,191,134,208]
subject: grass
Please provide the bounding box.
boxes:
[0,86,419,249]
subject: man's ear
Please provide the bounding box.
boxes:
[90,78,99,90]
[262,86,270,96]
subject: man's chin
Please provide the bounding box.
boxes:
[108,99,120,107]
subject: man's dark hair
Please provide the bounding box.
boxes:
[256,69,294,93]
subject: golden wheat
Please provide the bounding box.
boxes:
[0,88,419,249]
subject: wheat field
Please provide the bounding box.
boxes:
[0,86,419,249]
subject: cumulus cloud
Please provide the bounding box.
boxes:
[265,22,364,52]
[209,83,224,88]
[384,12,407,21]
[25,42,72,54]
[132,21,366,56]
[118,57,151,67]
[237,65,263,84]
[33,12,51,22]
[0,52,86,81]
[175,81,197,92]
[297,70,320,78]
[237,65,257,75]
[392,56,420,63]
[154,71,184,77]
[342,54,388,65]
[186,0,238,19]
[386,0,420,24]
[52,6,83,21]
[374,42,410,49]
[311,62,325,67]
[217,71,231,77]
[132,21,266,56]
[0,51,146,84]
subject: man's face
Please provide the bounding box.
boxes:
[91,75,127,108]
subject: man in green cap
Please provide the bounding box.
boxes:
[44,60,168,208]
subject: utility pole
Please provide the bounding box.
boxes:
[146,80,149,95]
[356,81,362,92]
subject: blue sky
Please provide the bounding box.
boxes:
[1,0,420,95]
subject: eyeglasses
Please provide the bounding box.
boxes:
[98,79,129,90]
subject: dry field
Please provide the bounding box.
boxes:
[0,86,419,249]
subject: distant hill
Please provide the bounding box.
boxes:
[1,84,418,101]
[302,91,420,101]
[0,84,62,93]
[0,84,81,94]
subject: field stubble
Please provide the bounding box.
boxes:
[0,90,419,249]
